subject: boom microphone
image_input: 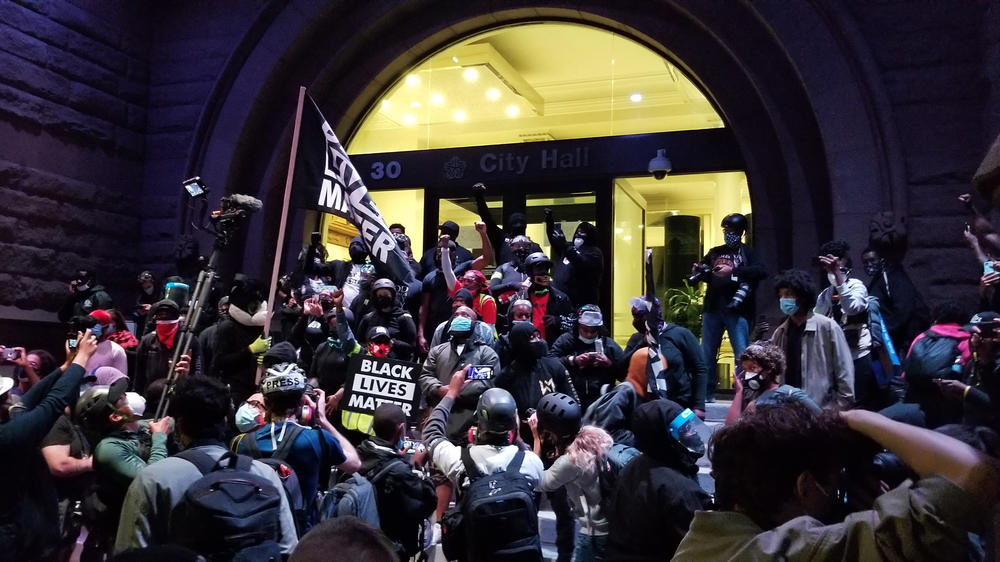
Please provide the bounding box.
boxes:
[221,193,263,212]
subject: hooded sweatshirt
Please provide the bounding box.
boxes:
[605,399,712,561]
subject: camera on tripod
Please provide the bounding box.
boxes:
[183,177,262,249]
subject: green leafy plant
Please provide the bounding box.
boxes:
[664,281,704,335]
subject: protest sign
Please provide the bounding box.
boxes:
[340,355,421,434]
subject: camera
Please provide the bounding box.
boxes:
[648,148,672,180]
[687,263,711,284]
[727,282,751,309]
[2,348,19,361]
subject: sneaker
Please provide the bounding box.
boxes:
[706,396,716,403]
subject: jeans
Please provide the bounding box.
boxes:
[572,532,607,562]
[548,488,576,562]
[701,310,749,396]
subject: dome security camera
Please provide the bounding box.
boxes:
[648,149,672,180]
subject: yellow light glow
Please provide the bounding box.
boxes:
[451,56,459,63]
[430,93,445,106]
[614,227,624,234]
[410,101,421,108]
[630,93,642,103]
[380,99,391,111]
[453,109,467,122]
[462,68,479,82]
[485,88,501,101]
[505,105,520,117]
[404,74,420,87]
[623,235,632,241]
[402,114,417,126]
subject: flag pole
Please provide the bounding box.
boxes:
[258,85,307,383]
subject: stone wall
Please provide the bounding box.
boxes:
[842,1,994,310]
[0,0,150,335]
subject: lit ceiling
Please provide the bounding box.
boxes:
[348,22,724,154]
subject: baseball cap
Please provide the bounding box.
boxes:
[89,309,112,325]
[439,220,460,234]
[367,325,392,342]
[965,311,1000,332]
[152,299,180,316]
[578,305,603,327]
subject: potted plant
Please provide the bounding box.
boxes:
[664,280,704,335]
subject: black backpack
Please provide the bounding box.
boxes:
[236,424,312,536]
[596,442,641,515]
[902,330,964,394]
[367,458,437,556]
[170,449,284,561]
[442,447,541,562]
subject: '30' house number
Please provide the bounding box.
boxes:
[370,161,402,180]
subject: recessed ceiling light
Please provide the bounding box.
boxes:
[614,227,624,234]
[405,74,420,87]
[505,105,520,117]
[452,56,459,63]
[462,68,479,82]
[410,101,421,108]
[402,114,417,126]
[623,235,632,241]
[630,93,642,103]
[380,100,391,111]
[453,109,467,122]
[430,93,445,106]
[485,88,501,101]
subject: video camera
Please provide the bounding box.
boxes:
[183,177,262,249]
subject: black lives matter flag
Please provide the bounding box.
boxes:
[290,94,417,288]
[340,355,421,435]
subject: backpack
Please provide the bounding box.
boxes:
[236,424,310,536]
[442,447,541,562]
[902,330,964,394]
[317,472,381,527]
[170,449,284,561]
[596,443,641,516]
[366,458,437,556]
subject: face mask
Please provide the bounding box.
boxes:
[513,248,530,262]
[779,297,799,316]
[827,272,839,287]
[573,237,585,248]
[529,340,549,358]
[369,342,391,358]
[450,317,473,333]
[375,296,394,310]
[75,283,90,293]
[632,316,646,333]
[155,319,179,345]
[724,232,741,246]
[743,371,763,391]
[578,334,596,344]
[235,402,264,433]
[143,286,154,295]
[90,325,105,338]
[864,262,881,277]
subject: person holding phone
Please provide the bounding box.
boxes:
[0,330,98,561]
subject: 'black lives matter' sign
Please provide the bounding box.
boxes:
[342,355,421,422]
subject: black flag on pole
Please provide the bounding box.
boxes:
[290,94,417,289]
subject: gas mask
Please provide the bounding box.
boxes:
[743,370,763,391]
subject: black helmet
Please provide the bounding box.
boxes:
[522,252,552,272]
[536,393,582,438]
[721,213,748,234]
[475,388,519,434]
[371,278,396,297]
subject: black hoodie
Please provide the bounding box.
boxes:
[495,322,578,445]
[605,399,712,561]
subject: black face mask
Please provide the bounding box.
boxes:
[513,248,530,262]
[529,340,548,358]
[375,296,393,310]
[632,316,646,334]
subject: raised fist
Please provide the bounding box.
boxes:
[472,182,486,194]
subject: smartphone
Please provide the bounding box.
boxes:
[182,176,206,197]
[2,348,19,361]
[67,332,79,350]
[985,261,996,275]
[466,365,493,380]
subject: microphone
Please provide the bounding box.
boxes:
[221,193,263,212]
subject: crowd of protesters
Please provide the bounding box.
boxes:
[2,185,1000,562]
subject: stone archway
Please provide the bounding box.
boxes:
[185,0,896,285]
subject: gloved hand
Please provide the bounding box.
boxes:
[248,335,272,355]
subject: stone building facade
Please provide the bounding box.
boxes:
[1,0,999,346]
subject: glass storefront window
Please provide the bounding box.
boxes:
[437,195,501,269]
[612,184,645,346]
[524,192,597,262]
